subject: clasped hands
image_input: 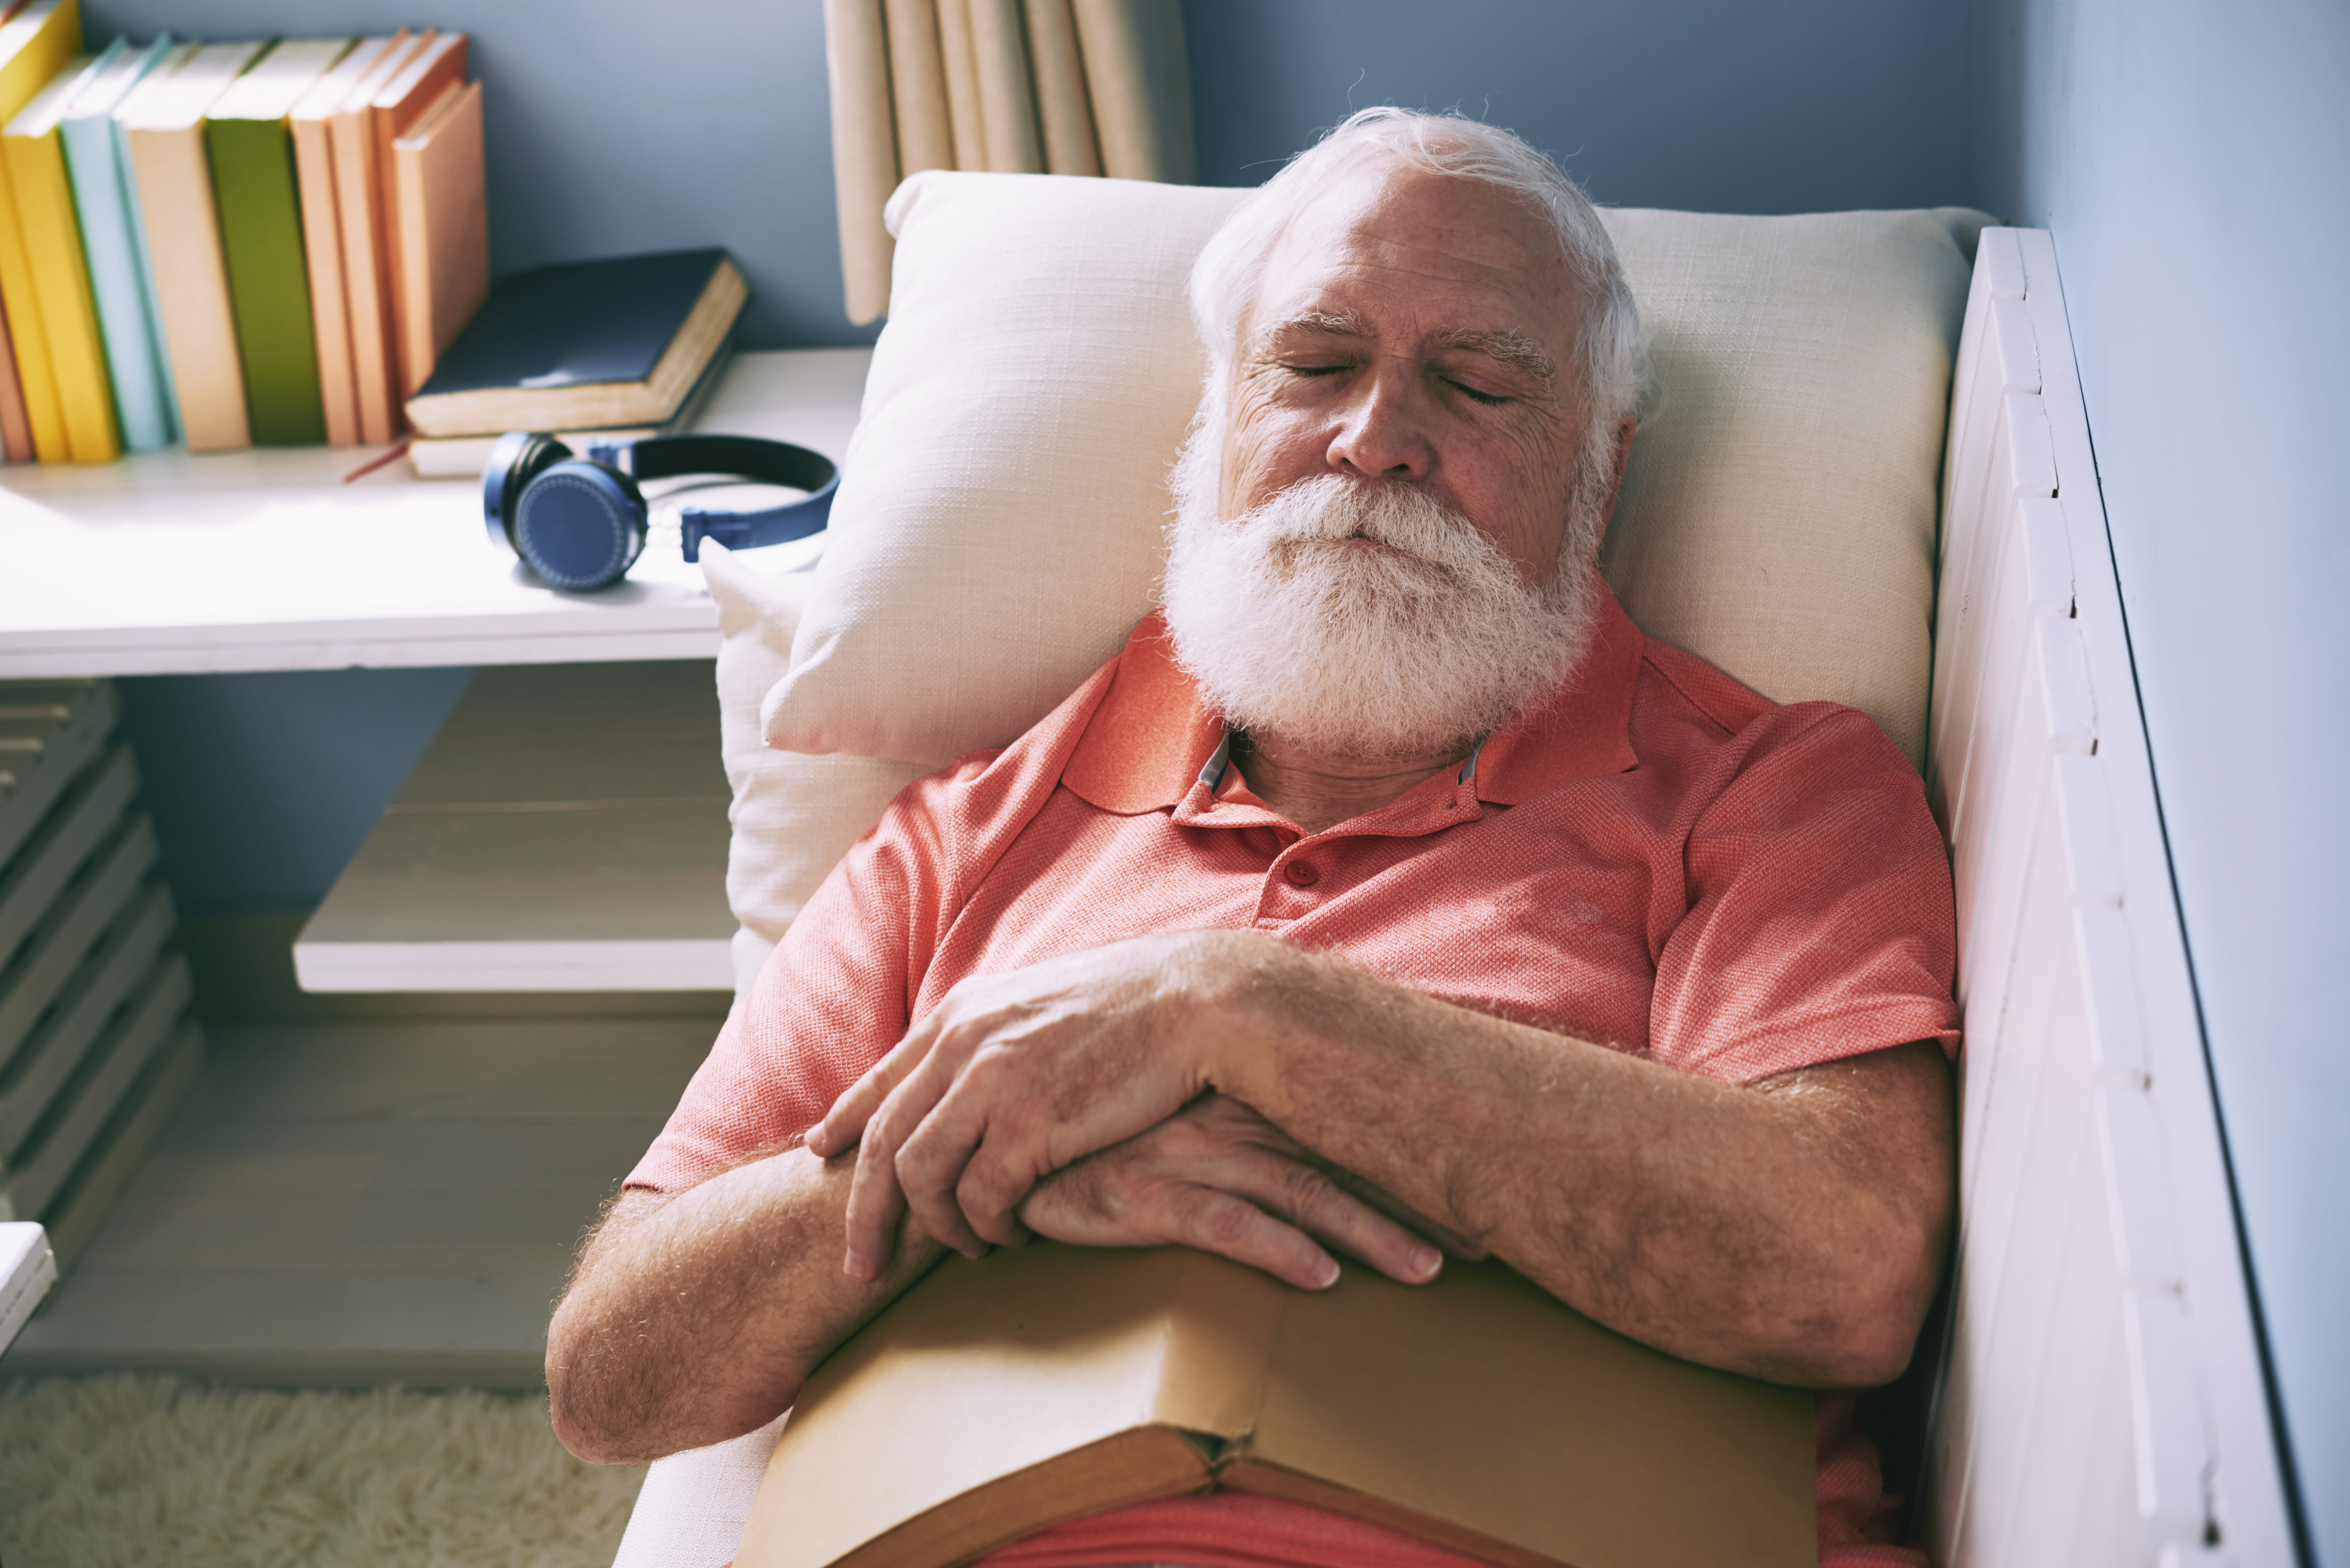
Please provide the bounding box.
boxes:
[803,930,1478,1292]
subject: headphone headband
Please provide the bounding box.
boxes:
[483,430,841,590]
[605,434,839,563]
[625,433,836,491]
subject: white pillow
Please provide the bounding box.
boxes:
[763,172,1247,767]
[764,169,1987,772]
[703,541,928,994]
[1597,207,1984,767]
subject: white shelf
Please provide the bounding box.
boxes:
[294,659,733,992]
[0,347,869,678]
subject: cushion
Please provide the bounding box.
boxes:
[763,173,1246,767]
[1596,207,1987,767]
[704,541,928,994]
[609,1410,785,1568]
[764,168,1987,771]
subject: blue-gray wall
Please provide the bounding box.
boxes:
[1974,0,2348,1559]
[116,667,472,914]
[1185,0,1971,211]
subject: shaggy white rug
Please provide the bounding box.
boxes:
[0,1375,646,1567]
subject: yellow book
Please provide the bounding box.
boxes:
[0,0,81,464]
[5,46,116,463]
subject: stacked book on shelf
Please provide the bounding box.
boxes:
[0,0,488,462]
[0,678,205,1275]
[404,246,749,477]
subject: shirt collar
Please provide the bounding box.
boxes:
[1062,586,1646,816]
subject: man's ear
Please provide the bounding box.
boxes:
[1591,416,1637,549]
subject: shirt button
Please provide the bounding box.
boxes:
[1284,861,1319,888]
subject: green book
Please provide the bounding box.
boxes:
[202,37,351,444]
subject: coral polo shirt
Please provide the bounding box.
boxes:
[630,587,1959,1568]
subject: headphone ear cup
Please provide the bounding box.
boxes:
[483,432,572,553]
[511,458,648,591]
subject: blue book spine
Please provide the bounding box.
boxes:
[63,36,177,452]
[111,100,182,447]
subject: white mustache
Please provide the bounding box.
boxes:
[1162,462,1597,761]
[1232,474,1518,588]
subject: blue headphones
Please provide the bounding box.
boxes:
[483,430,840,591]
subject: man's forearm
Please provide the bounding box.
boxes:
[547,1147,941,1464]
[1210,941,1954,1387]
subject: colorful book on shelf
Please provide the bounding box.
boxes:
[405,317,738,479]
[0,271,29,460]
[58,33,176,453]
[119,38,266,453]
[288,32,403,448]
[0,0,84,465]
[104,40,196,449]
[330,28,461,439]
[0,0,31,459]
[205,37,356,447]
[5,42,120,464]
[367,31,465,403]
[326,30,426,444]
[390,75,486,410]
[404,249,749,439]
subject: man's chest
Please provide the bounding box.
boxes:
[915,787,1693,1052]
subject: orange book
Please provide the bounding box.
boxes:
[288,31,402,447]
[364,30,465,403]
[326,28,427,444]
[389,76,485,400]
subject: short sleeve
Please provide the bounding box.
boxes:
[622,766,969,1193]
[622,656,1127,1193]
[1648,703,1959,1085]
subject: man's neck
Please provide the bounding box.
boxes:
[1230,729,1471,835]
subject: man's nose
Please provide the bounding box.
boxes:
[1324,373,1433,481]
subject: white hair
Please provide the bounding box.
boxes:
[1187,106,1643,444]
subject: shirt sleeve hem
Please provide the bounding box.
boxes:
[1671,1000,1962,1086]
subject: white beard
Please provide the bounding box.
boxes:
[1161,418,1603,763]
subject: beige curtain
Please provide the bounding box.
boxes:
[824,0,1196,324]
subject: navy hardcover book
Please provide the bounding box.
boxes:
[416,248,733,396]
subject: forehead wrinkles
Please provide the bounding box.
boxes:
[1241,175,1577,375]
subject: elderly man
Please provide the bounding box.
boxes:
[548,109,1958,1568]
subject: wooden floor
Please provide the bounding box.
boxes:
[4,1003,718,1388]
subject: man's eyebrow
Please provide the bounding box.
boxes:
[1251,310,1371,351]
[1431,328,1558,388]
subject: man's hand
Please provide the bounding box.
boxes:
[1019,1094,1450,1290]
[805,931,1250,1279]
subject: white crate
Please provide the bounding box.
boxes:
[0,680,205,1269]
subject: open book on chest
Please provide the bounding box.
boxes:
[736,1242,1814,1568]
